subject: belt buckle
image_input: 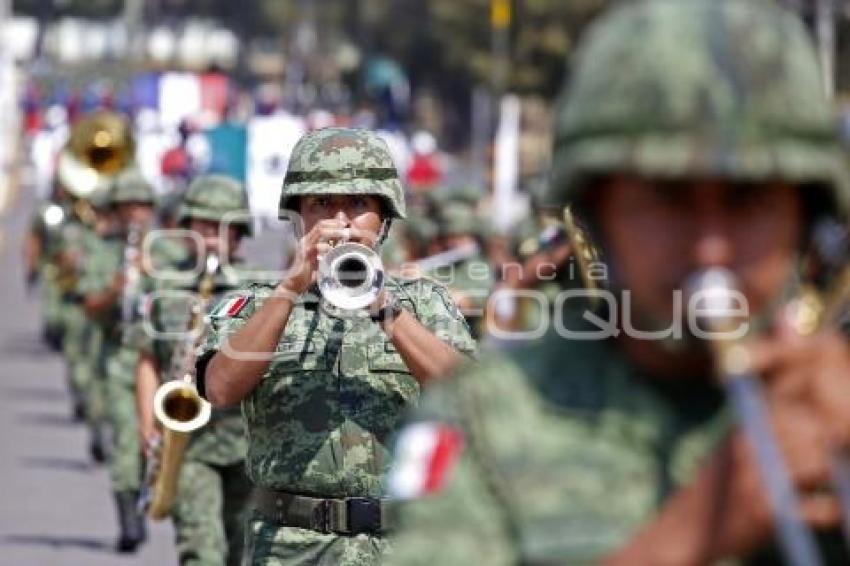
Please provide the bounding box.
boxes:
[314,499,332,533]
[347,497,381,534]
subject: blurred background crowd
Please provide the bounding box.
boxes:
[9,0,850,315]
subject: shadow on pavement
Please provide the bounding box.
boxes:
[2,385,68,402]
[0,332,57,359]
[1,534,114,553]
[21,456,93,473]
[17,411,77,427]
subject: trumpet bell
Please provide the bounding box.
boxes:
[318,242,384,310]
[153,380,212,434]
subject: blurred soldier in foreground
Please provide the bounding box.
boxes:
[133,175,254,566]
[195,127,476,564]
[81,170,156,552]
[387,1,850,563]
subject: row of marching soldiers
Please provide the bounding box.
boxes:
[24,110,258,562]
[23,110,555,564]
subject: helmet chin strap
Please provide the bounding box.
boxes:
[375,218,392,249]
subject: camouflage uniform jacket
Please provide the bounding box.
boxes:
[387,312,850,564]
[387,312,732,564]
[197,276,476,497]
[51,208,94,299]
[77,233,124,333]
[128,252,254,466]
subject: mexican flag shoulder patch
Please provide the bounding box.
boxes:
[387,422,465,500]
[211,294,251,318]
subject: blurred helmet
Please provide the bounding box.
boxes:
[111,169,155,205]
[178,174,252,236]
[429,185,484,209]
[547,0,850,219]
[437,201,490,239]
[279,127,407,219]
[89,185,113,210]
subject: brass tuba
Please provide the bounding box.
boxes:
[143,254,218,520]
[57,111,134,199]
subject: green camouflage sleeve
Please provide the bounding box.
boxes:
[386,370,515,565]
[76,256,113,295]
[398,278,478,356]
[123,311,152,353]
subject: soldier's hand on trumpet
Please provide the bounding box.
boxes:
[279,219,378,298]
[279,219,350,296]
[713,400,843,556]
[749,317,850,447]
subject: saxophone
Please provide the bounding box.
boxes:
[142,253,218,520]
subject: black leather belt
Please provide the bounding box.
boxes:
[253,488,393,536]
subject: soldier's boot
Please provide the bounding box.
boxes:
[114,490,146,553]
[65,366,86,422]
[42,325,63,351]
[89,423,106,464]
[71,389,86,423]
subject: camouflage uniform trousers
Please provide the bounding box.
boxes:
[243,516,389,566]
[39,268,65,344]
[171,459,252,566]
[83,324,106,428]
[60,302,92,406]
[103,343,142,491]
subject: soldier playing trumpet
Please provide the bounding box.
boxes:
[195,128,477,564]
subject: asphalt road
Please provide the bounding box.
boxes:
[0,176,292,565]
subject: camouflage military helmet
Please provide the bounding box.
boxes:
[89,186,112,210]
[279,127,406,219]
[548,0,850,218]
[111,169,155,205]
[178,174,252,236]
[437,202,491,239]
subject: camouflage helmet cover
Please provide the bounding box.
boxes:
[548,0,850,218]
[178,174,252,235]
[279,127,407,219]
[437,201,491,239]
[111,169,155,205]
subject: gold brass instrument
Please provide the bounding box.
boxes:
[143,254,217,520]
[57,111,134,199]
[318,241,384,310]
[562,207,599,296]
